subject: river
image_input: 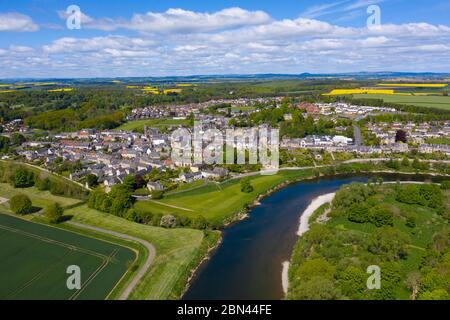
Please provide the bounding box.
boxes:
[183,173,444,300]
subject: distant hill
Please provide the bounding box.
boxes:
[2,72,450,84]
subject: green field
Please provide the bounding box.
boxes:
[0,213,135,300]
[134,169,315,225]
[352,94,450,110]
[116,118,190,132]
[65,205,218,299]
[0,162,218,300]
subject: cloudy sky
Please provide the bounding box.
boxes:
[1,0,450,78]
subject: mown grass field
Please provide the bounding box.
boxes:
[0,213,135,300]
[135,169,315,225]
[116,118,190,132]
[352,94,450,110]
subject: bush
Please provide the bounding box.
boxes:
[191,215,208,229]
[369,206,394,227]
[125,209,141,223]
[347,202,370,223]
[240,178,254,193]
[368,227,410,261]
[45,202,64,223]
[441,181,450,190]
[178,215,192,227]
[35,176,51,191]
[11,168,34,188]
[160,215,177,228]
[150,190,164,200]
[405,216,417,229]
[9,194,32,215]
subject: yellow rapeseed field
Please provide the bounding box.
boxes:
[324,89,395,95]
[163,88,183,94]
[48,88,74,92]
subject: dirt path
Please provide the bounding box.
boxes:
[67,221,156,300]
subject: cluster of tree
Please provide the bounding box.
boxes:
[288,222,411,300]
[25,109,125,131]
[0,163,88,199]
[125,208,210,229]
[415,228,450,300]
[395,184,444,214]
[332,183,394,227]
[88,184,134,217]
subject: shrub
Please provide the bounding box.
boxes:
[347,202,370,223]
[240,178,254,193]
[369,206,394,227]
[405,216,417,229]
[178,215,192,227]
[441,181,450,190]
[191,215,208,229]
[35,176,51,191]
[150,190,164,200]
[160,215,177,228]
[11,168,34,188]
[9,194,32,215]
[45,202,64,223]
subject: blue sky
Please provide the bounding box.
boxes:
[1,0,450,78]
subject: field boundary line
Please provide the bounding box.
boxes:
[68,221,156,300]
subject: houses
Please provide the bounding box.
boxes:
[419,144,450,156]
[201,167,229,179]
[147,181,164,192]
[180,172,203,183]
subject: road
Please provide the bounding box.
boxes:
[353,124,363,146]
[68,221,156,300]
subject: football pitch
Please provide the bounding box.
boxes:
[0,214,135,300]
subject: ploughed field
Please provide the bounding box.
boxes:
[0,214,135,300]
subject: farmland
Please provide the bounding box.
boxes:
[0,162,218,300]
[352,94,450,110]
[0,213,135,300]
[64,205,218,299]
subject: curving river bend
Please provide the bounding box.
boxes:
[183,173,445,300]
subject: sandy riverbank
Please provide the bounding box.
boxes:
[282,192,337,295]
[297,193,336,236]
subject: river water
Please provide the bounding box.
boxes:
[183,173,444,300]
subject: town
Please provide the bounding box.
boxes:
[0,99,448,198]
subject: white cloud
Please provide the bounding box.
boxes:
[0,13,39,32]
[58,7,271,34]
[2,7,450,77]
